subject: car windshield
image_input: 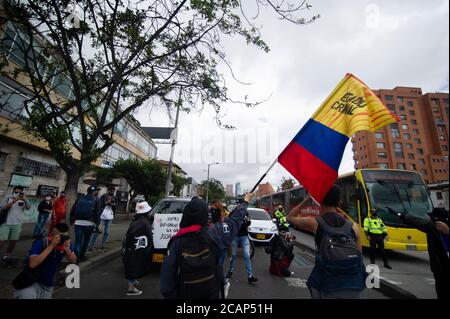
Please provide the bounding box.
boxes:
[248,209,271,221]
[363,170,433,227]
[150,200,188,215]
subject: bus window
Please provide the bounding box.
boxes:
[289,188,305,211]
[338,177,359,223]
[272,192,285,214]
[358,183,368,221]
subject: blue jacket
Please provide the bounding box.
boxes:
[160,202,248,299]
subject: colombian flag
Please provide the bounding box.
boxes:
[278,74,400,203]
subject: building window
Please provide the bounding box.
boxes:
[390,124,400,138]
[385,95,394,101]
[399,105,405,111]
[409,110,415,115]
[412,129,419,134]
[394,143,404,158]
[421,169,427,176]
[415,138,421,144]
[406,143,413,150]
[14,157,60,179]
[438,125,446,133]
[375,133,384,139]
[410,164,416,170]
[401,124,408,130]
[440,135,446,141]
[408,153,415,159]
[443,145,448,151]
[417,148,424,154]
[378,152,387,159]
[419,159,425,166]
[397,163,406,170]
[407,101,414,107]
[378,163,389,169]
[387,104,395,112]
[400,115,407,120]
[431,99,440,106]
[397,97,404,102]
[404,133,411,140]
[436,192,443,200]
[376,142,385,149]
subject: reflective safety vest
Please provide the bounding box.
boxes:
[363,217,387,235]
[274,210,285,219]
[279,216,289,227]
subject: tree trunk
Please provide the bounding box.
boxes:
[63,168,81,225]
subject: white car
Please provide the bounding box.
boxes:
[247,208,278,243]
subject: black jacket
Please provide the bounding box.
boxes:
[69,195,102,225]
[37,201,53,215]
[123,214,153,280]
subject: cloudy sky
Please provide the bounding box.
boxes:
[135,0,449,193]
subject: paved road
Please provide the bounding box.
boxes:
[290,228,437,299]
[55,244,387,299]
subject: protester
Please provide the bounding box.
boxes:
[364,208,392,269]
[50,191,67,231]
[33,194,53,239]
[69,186,101,262]
[123,201,153,296]
[265,230,295,277]
[287,187,366,299]
[88,188,116,252]
[160,193,254,299]
[12,223,76,299]
[226,208,258,284]
[0,186,31,263]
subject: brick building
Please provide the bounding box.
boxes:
[351,86,449,183]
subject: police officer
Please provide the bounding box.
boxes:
[364,208,392,269]
[274,205,289,231]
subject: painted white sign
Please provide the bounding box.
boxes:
[153,213,182,249]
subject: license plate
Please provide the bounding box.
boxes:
[406,245,417,251]
[256,234,266,240]
[152,253,165,263]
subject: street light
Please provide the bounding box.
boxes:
[205,162,219,203]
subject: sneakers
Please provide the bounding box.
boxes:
[225,271,233,279]
[126,288,143,296]
[248,276,258,284]
[384,264,392,269]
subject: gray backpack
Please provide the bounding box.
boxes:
[316,216,361,261]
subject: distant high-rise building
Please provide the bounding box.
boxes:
[351,86,449,184]
[226,184,234,197]
[235,182,242,197]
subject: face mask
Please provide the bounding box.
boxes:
[45,197,52,202]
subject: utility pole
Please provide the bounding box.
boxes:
[165,90,182,198]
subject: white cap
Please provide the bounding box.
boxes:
[136,201,152,214]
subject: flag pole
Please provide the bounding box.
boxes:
[250,158,278,193]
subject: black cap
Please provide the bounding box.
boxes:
[87,186,98,193]
[180,198,208,228]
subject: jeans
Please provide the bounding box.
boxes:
[88,219,112,249]
[74,225,95,258]
[13,282,53,299]
[33,213,50,238]
[229,236,253,278]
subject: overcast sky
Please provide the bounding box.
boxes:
[135,0,449,193]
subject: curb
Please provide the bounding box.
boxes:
[292,240,418,299]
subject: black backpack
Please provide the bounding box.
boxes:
[316,216,361,262]
[172,231,220,299]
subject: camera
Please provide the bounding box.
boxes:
[59,234,70,245]
[17,201,24,207]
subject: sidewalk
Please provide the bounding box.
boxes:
[0,214,132,299]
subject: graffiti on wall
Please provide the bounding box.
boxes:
[22,197,40,223]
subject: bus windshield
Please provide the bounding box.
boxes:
[362,170,433,227]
